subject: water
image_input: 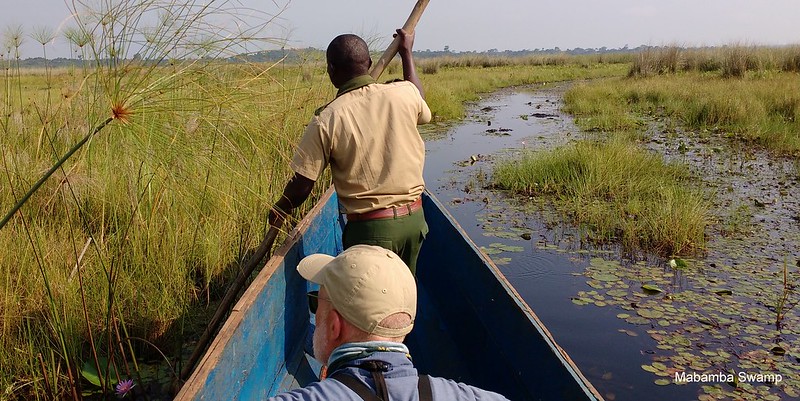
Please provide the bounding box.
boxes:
[421,85,704,401]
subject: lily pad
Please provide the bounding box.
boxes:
[80,358,110,389]
[642,284,664,293]
[480,247,503,255]
[572,298,591,306]
[641,364,658,373]
[637,309,664,319]
[493,257,512,265]
[625,316,651,325]
[593,273,620,282]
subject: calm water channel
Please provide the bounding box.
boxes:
[422,85,713,401]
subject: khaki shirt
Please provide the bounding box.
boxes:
[291,78,432,214]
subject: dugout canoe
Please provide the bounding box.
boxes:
[175,187,603,401]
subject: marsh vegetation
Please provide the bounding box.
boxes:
[0,2,628,398]
[493,45,800,259]
[485,45,799,400]
[3,0,798,398]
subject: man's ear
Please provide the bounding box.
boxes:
[329,309,344,341]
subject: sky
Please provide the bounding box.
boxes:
[1,0,798,59]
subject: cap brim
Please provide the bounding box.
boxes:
[297,253,335,284]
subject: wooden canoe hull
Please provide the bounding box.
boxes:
[176,188,602,400]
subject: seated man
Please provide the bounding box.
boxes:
[268,244,511,400]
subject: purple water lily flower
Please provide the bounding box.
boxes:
[115,379,135,397]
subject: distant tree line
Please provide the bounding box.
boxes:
[5,44,753,68]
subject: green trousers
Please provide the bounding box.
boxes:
[343,208,428,275]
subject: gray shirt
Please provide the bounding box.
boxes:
[267,351,511,401]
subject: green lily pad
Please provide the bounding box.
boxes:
[481,247,503,255]
[487,242,526,252]
[637,309,664,319]
[626,316,651,325]
[642,284,664,293]
[493,257,512,265]
[593,273,620,282]
[572,298,591,306]
[80,358,110,389]
[641,364,658,373]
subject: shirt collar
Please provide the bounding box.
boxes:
[336,75,376,98]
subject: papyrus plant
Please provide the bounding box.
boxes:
[1,0,290,398]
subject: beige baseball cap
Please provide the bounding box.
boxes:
[297,244,417,337]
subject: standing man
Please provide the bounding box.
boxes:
[266,244,512,400]
[268,29,432,273]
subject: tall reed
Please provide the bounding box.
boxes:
[1,13,634,398]
[628,44,800,78]
[0,1,321,398]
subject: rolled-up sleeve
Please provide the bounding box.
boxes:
[290,117,329,181]
[418,97,432,124]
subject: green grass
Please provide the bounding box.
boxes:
[0,9,630,397]
[0,61,333,398]
[5,8,795,396]
[493,137,710,255]
[373,55,629,121]
[564,73,800,155]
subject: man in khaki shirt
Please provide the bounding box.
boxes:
[269,29,432,273]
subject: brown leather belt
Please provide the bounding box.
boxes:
[346,198,422,222]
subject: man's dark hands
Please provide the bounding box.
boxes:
[268,206,286,231]
[268,173,315,231]
[393,28,423,98]
[394,28,415,55]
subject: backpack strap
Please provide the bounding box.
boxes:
[330,371,383,401]
[330,363,434,401]
[418,375,433,401]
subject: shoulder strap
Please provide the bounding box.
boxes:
[330,371,434,401]
[418,375,433,401]
[330,372,383,401]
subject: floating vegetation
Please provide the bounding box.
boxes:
[480,242,525,268]
[442,83,799,400]
[572,257,800,399]
[642,284,665,294]
[485,127,514,136]
[493,257,513,266]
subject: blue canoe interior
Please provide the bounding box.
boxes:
[175,187,603,401]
